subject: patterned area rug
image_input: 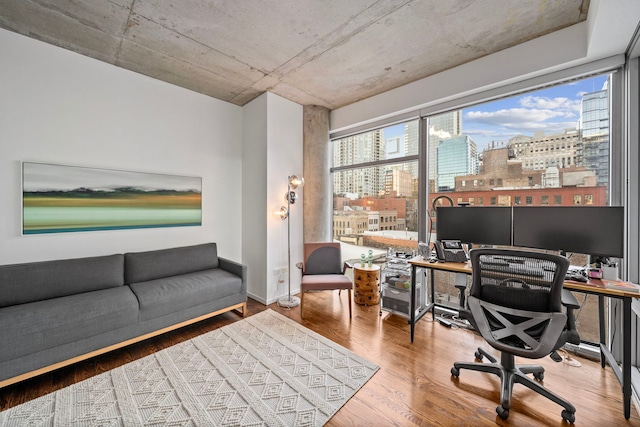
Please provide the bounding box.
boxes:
[0,309,379,426]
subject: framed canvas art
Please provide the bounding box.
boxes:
[22,162,202,234]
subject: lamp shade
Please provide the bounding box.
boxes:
[274,206,288,220]
[289,175,304,189]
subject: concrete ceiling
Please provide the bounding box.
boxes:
[0,0,589,109]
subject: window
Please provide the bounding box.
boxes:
[332,120,419,255]
[422,73,613,324]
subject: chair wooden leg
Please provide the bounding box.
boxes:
[348,289,352,318]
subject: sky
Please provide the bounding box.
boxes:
[23,162,202,192]
[382,74,608,153]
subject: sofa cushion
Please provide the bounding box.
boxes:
[129,269,241,321]
[0,254,124,308]
[0,286,139,362]
[124,243,219,284]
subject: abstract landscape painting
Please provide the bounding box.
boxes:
[22,162,202,234]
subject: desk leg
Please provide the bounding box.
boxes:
[598,295,606,368]
[410,264,416,343]
[430,269,436,320]
[623,297,631,420]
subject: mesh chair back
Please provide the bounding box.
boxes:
[304,243,342,275]
[470,249,567,313]
[468,248,569,354]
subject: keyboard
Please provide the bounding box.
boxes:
[444,251,468,263]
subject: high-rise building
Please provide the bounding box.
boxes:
[386,136,403,158]
[579,79,610,187]
[333,129,385,197]
[508,129,580,170]
[428,111,462,190]
[384,169,413,196]
[437,135,478,192]
[403,121,419,178]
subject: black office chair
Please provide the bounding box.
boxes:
[450,248,576,423]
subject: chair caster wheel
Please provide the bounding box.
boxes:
[451,367,460,377]
[474,350,483,360]
[534,372,544,381]
[496,406,509,420]
[561,410,575,424]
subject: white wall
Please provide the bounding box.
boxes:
[266,93,304,304]
[0,28,243,264]
[242,94,269,302]
[243,92,303,304]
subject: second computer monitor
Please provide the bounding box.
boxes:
[436,206,512,246]
[512,206,624,258]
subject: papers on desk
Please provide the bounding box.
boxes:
[601,279,640,293]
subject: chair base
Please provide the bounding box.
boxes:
[451,348,576,423]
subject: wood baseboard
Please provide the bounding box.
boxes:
[0,301,247,389]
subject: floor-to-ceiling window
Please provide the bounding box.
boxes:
[426,73,614,344]
[331,120,420,261]
[331,73,618,347]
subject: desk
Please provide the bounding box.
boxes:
[408,257,640,420]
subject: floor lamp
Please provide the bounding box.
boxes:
[277,174,304,308]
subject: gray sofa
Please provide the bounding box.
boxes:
[0,243,246,387]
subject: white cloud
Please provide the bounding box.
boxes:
[465,95,581,134]
[519,95,581,111]
[466,107,573,127]
[429,125,451,139]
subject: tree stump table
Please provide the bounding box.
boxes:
[354,263,381,305]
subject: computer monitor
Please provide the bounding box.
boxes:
[436,206,512,246]
[512,206,624,258]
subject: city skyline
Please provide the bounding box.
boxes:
[383,74,609,151]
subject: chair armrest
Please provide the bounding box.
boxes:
[561,289,580,310]
[343,261,354,275]
[560,289,581,345]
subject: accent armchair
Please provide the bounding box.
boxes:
[296,242,353,319]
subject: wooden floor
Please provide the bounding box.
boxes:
[1,292,639,426]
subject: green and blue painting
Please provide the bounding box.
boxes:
[22,162,202,234]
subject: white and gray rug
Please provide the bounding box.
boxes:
[0,309,379,426]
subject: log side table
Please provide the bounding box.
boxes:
[353,263,381,305]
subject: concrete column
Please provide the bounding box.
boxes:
[303,105,331,242]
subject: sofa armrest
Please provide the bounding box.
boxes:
[219,257,247,293]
